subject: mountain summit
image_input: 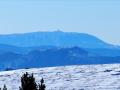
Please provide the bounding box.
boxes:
[0,31,113,48]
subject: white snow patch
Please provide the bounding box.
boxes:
[0,64,120,90]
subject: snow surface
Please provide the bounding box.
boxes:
[1,64,120,90]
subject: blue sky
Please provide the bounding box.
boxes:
[0,0,120,45]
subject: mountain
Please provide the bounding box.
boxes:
[0,31,120,70]
[0,44,24,54]
[0,44,57,54]
[0,47,88,70]
[0,47,120,71]
[0,31,114,48]
[0,64,120,90]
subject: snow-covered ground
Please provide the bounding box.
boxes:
[1,64,120,90]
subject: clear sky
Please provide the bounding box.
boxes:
[0,0,120,45]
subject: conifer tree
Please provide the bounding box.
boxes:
[20,72,46,90]
[38,78,46,90]
[20,72,37,90]
[3,85,7,90]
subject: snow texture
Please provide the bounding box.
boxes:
[0,64,120,90]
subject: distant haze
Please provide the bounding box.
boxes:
[0,0,120,45]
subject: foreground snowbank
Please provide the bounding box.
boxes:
[0,64,120,90]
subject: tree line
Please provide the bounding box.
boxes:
[0,72,46,90]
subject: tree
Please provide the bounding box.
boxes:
[20,72,37,90]
[20,72,46,90]
[38,78,46,90]
[3,85,7,90]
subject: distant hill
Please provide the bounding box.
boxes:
[0,31,114,48]
[0,31,120,71]
[0,44,57,54]
[0,47,120,71]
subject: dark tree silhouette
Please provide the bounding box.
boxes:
[20,72,46,90]
[20,72,37,90]
[3,85,7,90]
[38,78,46,90]
[0,72,47,90]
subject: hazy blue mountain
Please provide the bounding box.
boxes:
[0,47,120,71]
[0,31,119,56]
[87,48,120,56]
[0,31,120,71]
[0,43,57,54]
[0,44,25,54]
[0,31,114,48]
[0,43,119,57]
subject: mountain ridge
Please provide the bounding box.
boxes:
[0,31,120,71]
[0,31,115,48]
